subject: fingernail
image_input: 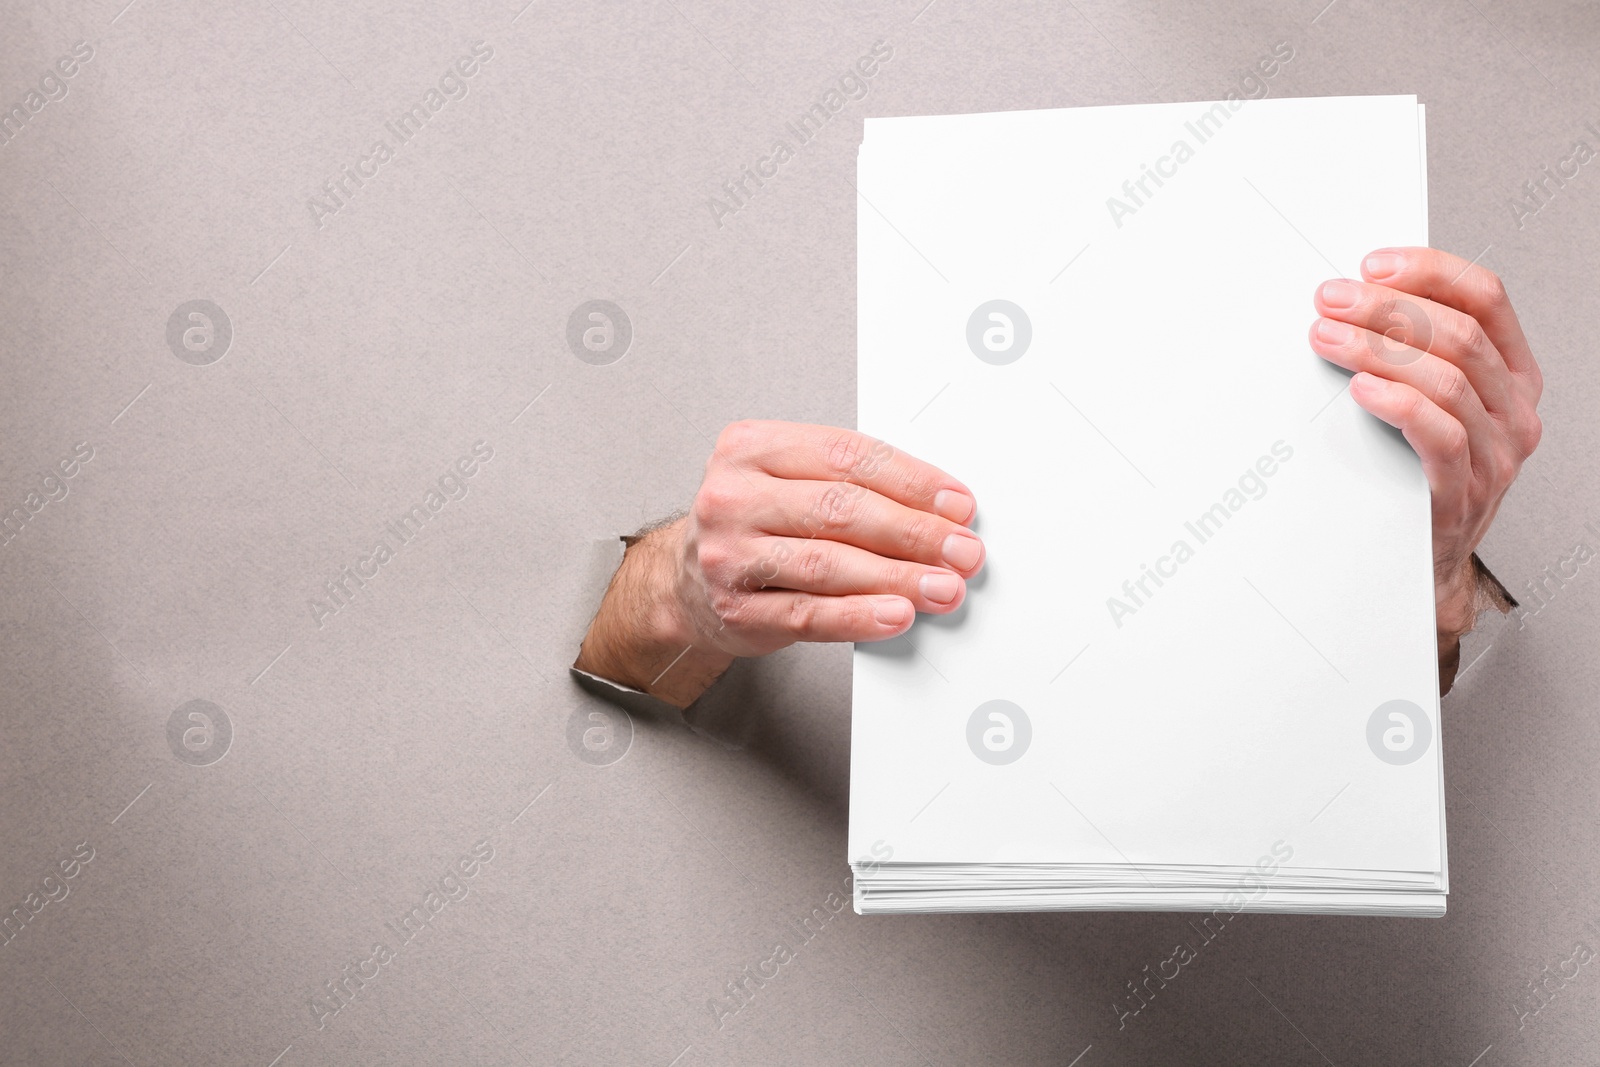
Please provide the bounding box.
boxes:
[1351,370,1380,390]
[871,596,912,626]
[942,533,983,571]
[933,488,975,523]
[1364,252,1403,279]
[1315,317,1354,345]
[1320,280,1360,308]
[919,572,962,604]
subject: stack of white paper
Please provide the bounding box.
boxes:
[850,96,1445,916]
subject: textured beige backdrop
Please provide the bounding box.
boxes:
[1,0,1597,1064]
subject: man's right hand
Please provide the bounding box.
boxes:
[573,420,985,708]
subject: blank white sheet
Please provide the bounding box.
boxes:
[850,96,1443,887]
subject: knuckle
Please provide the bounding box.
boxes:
[814,484,861,532]
[695,537,735,583]
[1402,304,1434,346]
[1461,317,1492,360]
[822,430,873,479]
[796,544,834,588]
[1435,364,1471,410]
[1441,424,1470,464]
[856,438,894,480]
[1437,311,1487,361]
[842,597,878,633]
[885,562,921,596]
[1524,413,1544,454]
[1505,408,1543,461]
[900,513,943,559]
[1480,271,1509,309]
[707,584,745,627]
[785,593,821,638]
[1400,386,1430,423]
[693,478,742,521]
[1376,298,1430,353]
[716,419,763,458]
[902,473,941,507]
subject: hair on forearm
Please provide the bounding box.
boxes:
[621,509,687,547]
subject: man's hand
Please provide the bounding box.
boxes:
[1309,246,1542,689]
[574,421,984,707]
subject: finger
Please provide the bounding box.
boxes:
[1313,278,1517,419]
[1308,318,1502,475]
[726,590,916,645]
[1347,372,1472,516]
[741,535,968,612]
[1357,247,1539,389]
[751,479,986,576]
[714,420,977,524]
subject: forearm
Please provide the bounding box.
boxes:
[572,519,735,709]
[1435,553,1517,695]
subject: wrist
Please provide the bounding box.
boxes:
[1434,551,1518,696]
[1435,555,1479,644]
[574,519,735,708]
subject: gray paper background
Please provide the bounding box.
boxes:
[1,1,1596,1064]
